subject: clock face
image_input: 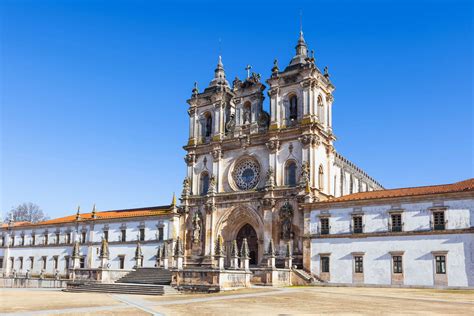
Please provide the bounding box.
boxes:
[233,159,261,190]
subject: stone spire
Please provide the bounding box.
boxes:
[157,245,162,260]
[289,31,309,66]
[241,238,250,259]
[171,193,177,207]
[208,56,230,88]
[75,206,81,221]
[230,240,239,258]
[91,204,97,219]
[215,235,225,257]
[267,238,275,257]
[135,241,143,259]
[285,241,293,259]
[72,240,80,259]
[174,237,184,257]
[99,237,109,259]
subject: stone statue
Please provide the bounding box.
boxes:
[299,161,310,188]
[192,211,202,243]
[280,202,294,240]
[265,167,275,189]
[182,177,191,196]
[258,111,270,128]
[208,174,217,194]
[243,106,251,124]
[225,114,236,133]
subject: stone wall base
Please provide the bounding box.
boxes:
[172,268,252,292]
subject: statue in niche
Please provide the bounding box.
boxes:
[280,201,294,240]
[192,211,202,244]
[225,113,236,133]
[243,106,251,124]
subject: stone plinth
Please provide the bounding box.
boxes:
[250,267,292,287]
[171,267,252,292]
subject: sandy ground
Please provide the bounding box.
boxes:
[1,286,473,315]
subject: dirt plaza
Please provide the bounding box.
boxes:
[1,286,473,315]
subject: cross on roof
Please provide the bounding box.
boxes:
[245,65,252,78]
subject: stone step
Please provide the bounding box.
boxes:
[64,282,166,296]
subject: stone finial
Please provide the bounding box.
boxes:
[72,241,80,259]
[135,241,143,259]
[99,237,109,259]
[285,242,293,259]
[214,235,225,257]
[162,242,169,258]
[192,81,199,97]
[91,204,97,219]
[324,66,330,78]
[174,237,184,257]
[157,245,162,260]
[182,177,191,197]
[75,206,81,221]
[267,238,275,257]
[272,59,279,74]
[171,193,177,207]
[230,240,239,258]
[241,238,250,259]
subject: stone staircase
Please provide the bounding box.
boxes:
[116,267,172,285]
[64,268,175,296]
[293,269,324,284]
[64,282,165,295]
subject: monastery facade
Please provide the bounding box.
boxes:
[1,32,473,289]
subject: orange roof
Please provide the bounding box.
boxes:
[3,205,173,228]
[321,178,474,204]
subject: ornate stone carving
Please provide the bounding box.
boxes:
[241,238,250,259]
[208,174,217,194]
[232,158,261,190]
[192,211,202,244]
[181,177,191,197]
[265,167,275,189]
[299,134,320,147]
[174,237,184,257]
[271,59,279,76]
[299,161,310,188]
[266,238,275,256]
[257,111,270,128]
[265,138,280,153]
[243,105,251,124]
[230,240,239,258]
[214,235,225,257]
[279,202,294,240]
[184,153,195,165]
[225,113,236,133]
[211,147,222,160]
[326,94,334,103]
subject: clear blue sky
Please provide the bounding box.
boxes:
[1,0,472,219]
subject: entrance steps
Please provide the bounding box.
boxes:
[64,282,165,295]
[116,267,172,285]
[293,269,324,284]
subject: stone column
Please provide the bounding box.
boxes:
[3,231,11,276]
[162,243,170,269]
[134,241,143,268]
[99,238,109,269]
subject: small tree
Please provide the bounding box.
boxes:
[4,202,49,223]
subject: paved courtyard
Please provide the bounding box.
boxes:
[1,286,473,315]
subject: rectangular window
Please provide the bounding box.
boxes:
[11,236,15,246]
[1,236,4,247]
[157,227,164,241]
[66,233,71,244]
[103,230,109,242]
[19,257,23,270]
[321,256,330,273]
[9,257,14,269]
[435,255,446,274]
[53,256,59,270]
[42,256,47,270]
[121,229,127,242]
[391,214,402,232]
[320,218,330,235]
[433,211,445,230]
[0,258,3,269]
[139,228,145,241]
[393,256,403,273]
[81,231,86,244]
[56,233,60,244]
[79,257,85,269]
[64,256,70,270]
[44,234,48,245]
[29,257,34,269]
[354,256,364,273]
[32,234,36,245]
[119,256,125,269]
[21,235,25,246]
[353,216,363,234]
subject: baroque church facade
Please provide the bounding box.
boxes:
[179,31,381,267]
[1,31,472,289]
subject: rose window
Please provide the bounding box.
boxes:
[233,159,261,190]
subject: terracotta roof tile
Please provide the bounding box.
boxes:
[322,178,474,204]
[4,205,173,228]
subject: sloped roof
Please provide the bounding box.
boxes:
[322,178,474,204]
[2,205,173,228]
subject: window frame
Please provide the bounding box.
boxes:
[321,256,330,273]
[284,160,297,187]
[354,256,364,273]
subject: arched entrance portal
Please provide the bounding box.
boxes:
[236,224,258,265]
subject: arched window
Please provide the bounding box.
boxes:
[285,161,297,186]
[318,165,324,190]
[204,113,212,138]
[243,102,251,124]
[200,172,210,195]
[289,95,298,122]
